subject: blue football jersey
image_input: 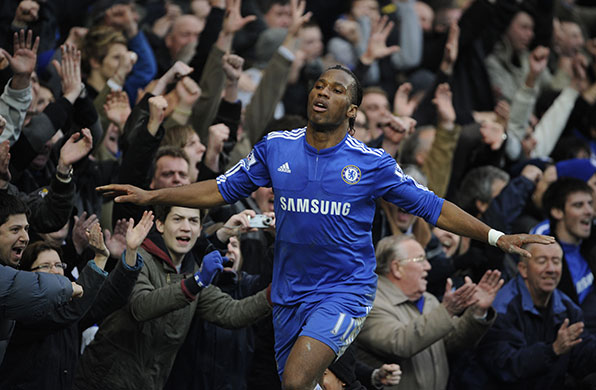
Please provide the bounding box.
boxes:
[217,128,444,306]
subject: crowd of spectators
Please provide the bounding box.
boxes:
[1,0,596,388]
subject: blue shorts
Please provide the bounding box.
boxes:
[272,293,372,377]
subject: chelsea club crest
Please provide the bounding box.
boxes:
[342,165,361,185]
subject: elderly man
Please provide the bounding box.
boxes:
[355,235,501,389]
[458,241,596,389]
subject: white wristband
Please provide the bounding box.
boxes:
[488,229,504,247]
[107,78,123,92]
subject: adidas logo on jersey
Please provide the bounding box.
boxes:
[277,162,292,173]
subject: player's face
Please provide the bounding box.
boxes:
[307,70,357,133]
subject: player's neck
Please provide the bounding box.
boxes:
[306,123,348,151]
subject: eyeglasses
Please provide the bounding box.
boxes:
[397,255,428,264]
[31,263,67,272]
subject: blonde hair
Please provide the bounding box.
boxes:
[82,25,127,74]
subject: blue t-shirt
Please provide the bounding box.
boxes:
[561,242,594,304]
[217,128,444,306]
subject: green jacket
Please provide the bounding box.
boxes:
[74,238,271,390]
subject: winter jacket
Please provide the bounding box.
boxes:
[456,275,596,389]
[0,256,142,390]
[74,232,272,390]
[355,275,494,390]
[0,264,73,364]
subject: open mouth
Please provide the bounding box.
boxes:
[12,246,24,259]
[176,236,191,245]
[313,101,328,112]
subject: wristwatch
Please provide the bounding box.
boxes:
[55,166,73,183]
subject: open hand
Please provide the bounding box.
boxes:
[553,318,584,355]
[104,218,129,259]
[496,233,556,258]
[442,277,477,316]
[97,184,153,206]
[126,211,154,252]
[59,128,93,167]
[52,44,83,103]
[222,0,257,35]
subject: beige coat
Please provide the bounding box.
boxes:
[355,275,494,390]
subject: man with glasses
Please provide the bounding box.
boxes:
[355,235,502,389]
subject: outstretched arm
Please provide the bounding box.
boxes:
[436,200,554,258]
[98,178,226,209]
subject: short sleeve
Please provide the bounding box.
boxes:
[374,154,444,225]
[216,137,272,204]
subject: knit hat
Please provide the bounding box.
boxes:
[555,158,596,182]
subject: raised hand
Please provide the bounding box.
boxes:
[104,91,131,130]
[64,27,88,49]
[496,234,555,258]
[216,209,257,242]
[360,15,399,65]
[393,82,417,117]
[553,319,584,355]
[204,123,230,172]
[104,218,129,260]
[287,0,312,38]
[479,120,506,151]
[13,1,40,26]
[104,3,139,38]
[222,53,244,82]
[175,77,201,107]
[72,211,99,255]
[432,83,456,127]
[471,270,503,317]
[152,60,194,96]
[0,30,39,89]
[58,128,93,168]
[86,222,110,270]
[125,211,154,251]
[526,45,549,88]
[440,21,459,75]
[222,0,257,35]
[442,277,478,316]
[147,96,168,136]
[111,50,137,87]
[52,44,83,103]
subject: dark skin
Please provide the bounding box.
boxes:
[97,69,554,390]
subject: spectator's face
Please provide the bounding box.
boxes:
[506,11,534,51]
[519,243,562,300]
[223,236,242,272]
[35,86,55,113]
[394,239,430,301]
[156,207,202,258]
[251,187,275,213]
[183,132,206,183]
[394,207,416,232]
[308,70,357,133]
[414,1,434,33]
[150,156,190,189]
[322,368,345,390]
[553,191,593,244]
[558,21,585,56]
[299,26,324,62]
[432,226,461,257]
[0,214,29,267]
[102,122,120,156]
[30,249,65,276]
[166,15,204,59]
[264,4,292,28]
[351,0,380,21]
[97,43,128,80]
[361,92,390,137]
[352,110,371,143]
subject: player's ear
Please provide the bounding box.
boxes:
[347,104,358,120]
